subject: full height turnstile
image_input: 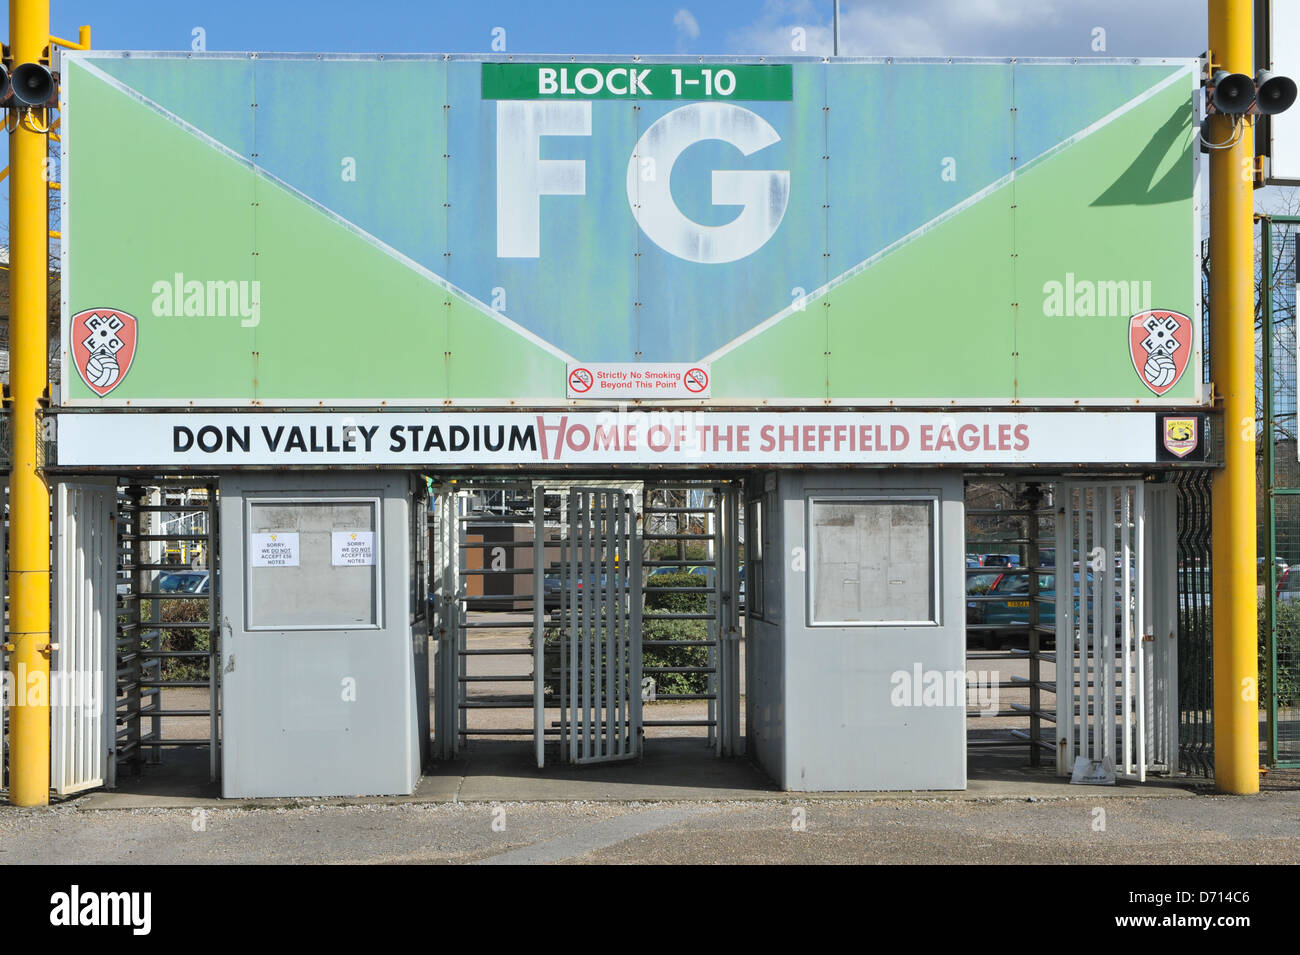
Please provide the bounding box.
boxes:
[1054,481,1178,781]
[432,479,743,769]
[545,486,643,766]
[433,482,644,767]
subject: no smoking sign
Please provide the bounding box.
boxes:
[566,362,712,399]
[569,367,594,393]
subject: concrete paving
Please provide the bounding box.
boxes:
[68,738,1198,811]
[72,616,1200,811]
[2,788,1294,865]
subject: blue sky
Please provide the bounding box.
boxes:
[0,0,1207,57]
[9,1,773,56]
[11,0,1297,233]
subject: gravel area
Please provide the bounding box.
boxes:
[1,792,1297,864]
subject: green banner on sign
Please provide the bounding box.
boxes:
[481,62,794,100]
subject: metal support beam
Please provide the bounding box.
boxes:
[1208,0,1261,794]
[7,0,53,806]
[533,485,545,768]
[1024,485,1042,767]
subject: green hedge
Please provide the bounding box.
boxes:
[1182,600,1300,709]
[135,598,211,682]
[643,573,710,696]
[536,572,713,698]
[1261,600,1300,708]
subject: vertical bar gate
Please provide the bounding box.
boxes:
[432,485,461,762]
[430,479,741,767]
[51,479,117,795]
[1054,481,1178,780]
[557,487,642,764]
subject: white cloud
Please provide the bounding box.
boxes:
[674,8,701,49]
[727,0,1207,58]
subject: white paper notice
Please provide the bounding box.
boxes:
[251,532,300,567]
[332,531,375,566]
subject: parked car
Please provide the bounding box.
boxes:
[980,554,1019,568]
[965,572,1002,596]
[978,572,1056,630]
[543,570,610,608]
[1277,568,1300,605]
[543,573,563,607]
[156,570,210,594]
[974,570,1124,649]
[1260,557,1290,585]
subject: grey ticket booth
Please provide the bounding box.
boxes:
[747,470,966,791]
[219,472,428,798]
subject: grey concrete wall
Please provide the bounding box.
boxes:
[752,470,966,792]
[220,472,423,798]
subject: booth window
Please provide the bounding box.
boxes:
[246,498,381,630]
[746,496,765,618]
[808,496,937,626]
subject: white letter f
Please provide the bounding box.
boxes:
[496,101,590,258]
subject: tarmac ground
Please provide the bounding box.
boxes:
[4,613,1296,864]
[2,773,1297,864]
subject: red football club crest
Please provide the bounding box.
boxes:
[1129,309,1192,397]
[71,308,137,397]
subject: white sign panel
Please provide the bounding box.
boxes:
[1267,0,1300,183]
[56,411,1169,467]
[332,531,375,566]
[251,532,300,567]
[566,363,711,399]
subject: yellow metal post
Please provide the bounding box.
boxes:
[6,0,52,806]
[1208,0,1260,795]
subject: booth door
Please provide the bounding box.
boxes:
[219,473,419,798]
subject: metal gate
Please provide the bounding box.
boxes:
[431,478,741,767]
[430,484,457,761]
[432,481,644,766]
[51,479,117,795]
[0,485,5,792]
[641,482,741,755]
[964,482,1057,763]
[115,481,220,785]
[1054,481,1178,781]
[549,487,642,765]
[431,481,545,762]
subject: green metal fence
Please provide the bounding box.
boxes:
[1261,216,1300,769]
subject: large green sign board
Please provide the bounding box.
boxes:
[60,53,1201,407]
